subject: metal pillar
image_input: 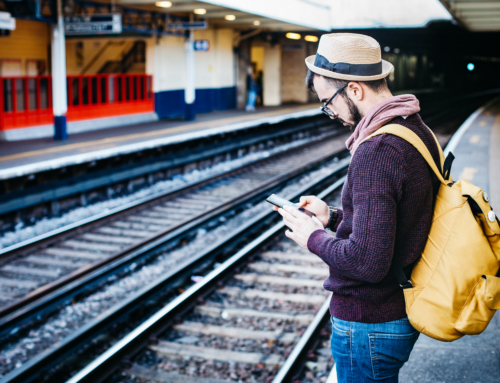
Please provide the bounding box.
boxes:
[51,0,68,140]
[184,21,195,121]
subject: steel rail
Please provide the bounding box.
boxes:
[0,145,349,337]
[60,177,347,383]
[272,295,332,383]
[0,129,348,322]
[0,126,343,262]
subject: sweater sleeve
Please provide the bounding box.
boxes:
[307,138,407,283]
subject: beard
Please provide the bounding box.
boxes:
[339,95,362,132]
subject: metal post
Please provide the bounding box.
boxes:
[184,15,195,121]
[51,0,68,140]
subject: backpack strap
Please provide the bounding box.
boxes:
[358,124,450,185]
[357,123,451,289]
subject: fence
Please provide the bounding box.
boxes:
[0,74,154,130]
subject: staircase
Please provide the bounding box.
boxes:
[99,41,146,74]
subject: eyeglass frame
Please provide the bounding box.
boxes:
[321,84,348,119]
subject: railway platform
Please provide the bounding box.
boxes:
[0,103,320,180]
[398,97,500,382]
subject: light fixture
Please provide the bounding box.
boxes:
[194,9,206,15]
[304,35,318,42]
[394,48,400,54]
[467,63,475,71]
[253,20,261,26]
[225,15,236,21]
[155,1,172,8]
[384,46,390,52]
[286,32,301,40]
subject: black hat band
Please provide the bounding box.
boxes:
[314,53,382,76]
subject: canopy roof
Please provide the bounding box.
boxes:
[439,0,500,31]
[118,0,331,31]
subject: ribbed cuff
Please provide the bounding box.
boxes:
[307,229,330,255]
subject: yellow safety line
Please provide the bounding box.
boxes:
[0,105,318,163]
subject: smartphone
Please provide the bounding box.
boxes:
[266,194,315,217]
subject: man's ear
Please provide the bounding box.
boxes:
[347,82,363,101]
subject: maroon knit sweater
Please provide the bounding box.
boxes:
[307,114,441,323]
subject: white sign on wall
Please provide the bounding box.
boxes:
[65,14,122,35]
[0,12,16,31]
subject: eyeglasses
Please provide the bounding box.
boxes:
[321,84,347,118]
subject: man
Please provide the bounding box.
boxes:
[276,34,441,382]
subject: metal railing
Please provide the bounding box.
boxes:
[0,74,154,130]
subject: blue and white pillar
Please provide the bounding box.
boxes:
[184,25,195,121]
[51,0,68,140]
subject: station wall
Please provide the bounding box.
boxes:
[148,28,237,119]
[263,44,281,106]
[281,42,308,104]
[65,38,139,75]
[250,39,313,107]
[0,20,50,76]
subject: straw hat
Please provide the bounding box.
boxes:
[305,33,393,81]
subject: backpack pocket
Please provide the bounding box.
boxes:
[455,275,500,335]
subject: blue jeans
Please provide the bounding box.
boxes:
[330,316,419,382]
[246,90,257,108]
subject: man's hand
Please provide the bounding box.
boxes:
[278,205,324,249]
[298,196,330,227]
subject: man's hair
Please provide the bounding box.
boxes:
[305,69,388,96]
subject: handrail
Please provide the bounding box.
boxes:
[80,41,114,75]
[0,74,153,130]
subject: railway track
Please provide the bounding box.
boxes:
[0,112,329,237]
[0,131,350,383]
[0,128,349,321]
[63,176,346,383]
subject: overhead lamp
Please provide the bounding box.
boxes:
[304,35,318,42]
[194,9,206,15]
[286,32,301,40]
[225,15,236,21]
[253,20,261,26]
[467,63,475,71]
[155,1,172,8]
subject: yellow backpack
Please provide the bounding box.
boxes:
[363,124,500,342]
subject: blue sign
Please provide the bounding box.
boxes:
[194,40,210,51]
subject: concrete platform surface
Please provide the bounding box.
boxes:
[0,104,321,180]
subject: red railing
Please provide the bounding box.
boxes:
[0,76,53,130]
[66,74,154,121]
[0,74,154,131]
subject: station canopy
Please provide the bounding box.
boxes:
[117,0,332,31]
[116,0,453,32]
[439,0,500,31]
[328,0,452,28]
